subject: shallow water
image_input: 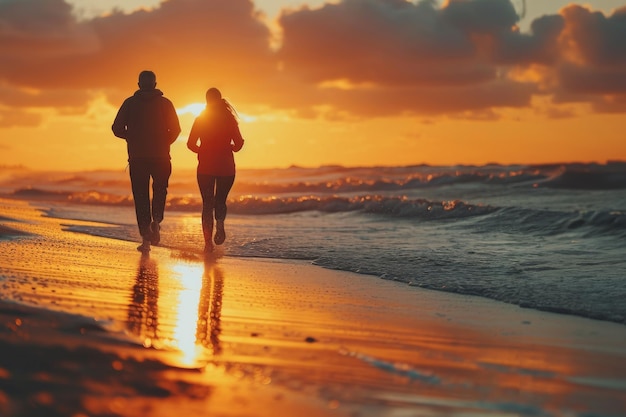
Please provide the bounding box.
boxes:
[2,162,626,324]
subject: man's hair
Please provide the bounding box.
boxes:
[138,70,157,89]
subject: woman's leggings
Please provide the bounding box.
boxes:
[197,174,235,223]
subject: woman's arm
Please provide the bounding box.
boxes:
[231,124,244,152]
[186,119,201,153]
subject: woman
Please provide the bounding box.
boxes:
[187,88,244,253]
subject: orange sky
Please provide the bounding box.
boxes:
[1,0,625,171]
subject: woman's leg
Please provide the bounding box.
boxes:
[214,176,235,221]
[197,174,217,251]
[213,175,235,245]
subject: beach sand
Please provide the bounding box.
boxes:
[1,198,625,417]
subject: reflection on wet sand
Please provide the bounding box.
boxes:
[127,253,159,347]
[116,248,626,416]
[126,254,223,364]
[196,259,224,356]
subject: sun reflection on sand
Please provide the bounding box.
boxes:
[171,262,204,366]
[125,254,225,367]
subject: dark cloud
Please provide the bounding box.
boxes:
[86,0,275,101]
[277,0,626,117]
[278,0,486,86]
[0,0,625,126]
[0,0,98,79]
[548,5,626,112]
[314,79,536,118]
[494,14,565,65]
[0,0,274,108]
[442,0,520,34]
[0,82,91,109]
[275,0,549,117]
[561,5,626,67]
[277,0,568,85]
[559,64,626,95]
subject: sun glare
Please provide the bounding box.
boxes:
[177,102,206,117]
[177,102,256,123]
[171,263,204,366]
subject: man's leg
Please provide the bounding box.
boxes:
[150,158,172,245]
[129,159,152,248]
[151,158,172,224]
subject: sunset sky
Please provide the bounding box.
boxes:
[1,0,625,171]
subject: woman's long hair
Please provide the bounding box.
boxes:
[206,88,238,119]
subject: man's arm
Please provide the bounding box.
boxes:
[111,100,129,139]
[165,99,181,144]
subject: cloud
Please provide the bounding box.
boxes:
[0,0,625,127]
[0,108,42,128]
[0,81,92,109]
[85,0,275,101]
[0,0,99,84]
[0,0,274,109]
[278,0,488,86]
[276,0,626,117]
[311,79,536,118]
[275,0,547,115]
[494,14,565,65]
[560,5,626,67]
[442,0,520,34]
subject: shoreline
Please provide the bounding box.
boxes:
[1,198,625,416]
[5,194,626,328]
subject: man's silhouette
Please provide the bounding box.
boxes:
[112,70,181,252]
[127,254,159,342]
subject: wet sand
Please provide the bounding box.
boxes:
[1,198,625,417]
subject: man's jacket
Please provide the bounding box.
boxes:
[112,89,181,160]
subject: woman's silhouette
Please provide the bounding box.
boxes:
[187,88,244,254]
[196,259,224,356]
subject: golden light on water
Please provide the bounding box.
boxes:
[125,254,225,368]
[171,263,205,366]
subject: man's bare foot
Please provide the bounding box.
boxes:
[137,239,151,253]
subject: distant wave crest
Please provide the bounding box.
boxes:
[538,164,626,190]
[232,171,545,194]
[234,162,626,193]
[225,195,495,219]
[10,188,133,205]
[8,188,494,220]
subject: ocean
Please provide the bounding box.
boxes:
[1,162,625,325]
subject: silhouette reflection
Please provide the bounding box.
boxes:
[126,253,223,363]
[196,258,224,356]
[127,253,159,347]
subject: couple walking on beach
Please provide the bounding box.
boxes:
[112,70,245,254]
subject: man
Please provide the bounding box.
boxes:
[112,70,181,252]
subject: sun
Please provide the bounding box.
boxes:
[177,102,205,117]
